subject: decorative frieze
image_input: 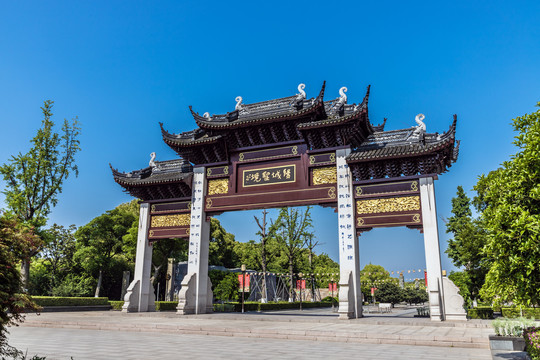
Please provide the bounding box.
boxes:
[312,166,337,185]
[208,179,229,195]
[356,196,420,215]
[150,214,190,228]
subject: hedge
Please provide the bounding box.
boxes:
[31,296,110,307]
[225,301,333,312]
[109,301,124,310]
[502,307,540,319]
[155,301,178,311]
[467,306,494,319]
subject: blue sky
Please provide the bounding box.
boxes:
[1,1,539,279]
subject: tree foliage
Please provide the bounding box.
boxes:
[445,186,487,302]
[0,213,41,357]
[0,100,81,227]
[360,263,392,299]
[475,103,540,306]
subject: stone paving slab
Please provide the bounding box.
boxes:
[17,310,495,349]
[8,326,494,360]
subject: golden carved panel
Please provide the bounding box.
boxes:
[150,214,190,228]
[312,166,337,185]
[208,179,229,195]
[356,196,420,215]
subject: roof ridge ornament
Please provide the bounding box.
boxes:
[203,112,211,119]
[297,83,306,100]
[407,113,427,142]
[235,96,243,111]
[149,152,161,171]
[338,86,348,104]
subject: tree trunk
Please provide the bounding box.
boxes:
[289,259,294,302]
[20,260,30,291]
[94,269,103,297]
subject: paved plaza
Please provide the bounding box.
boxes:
[5,308,508,359]
[9,326,493,360]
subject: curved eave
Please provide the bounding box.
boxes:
[297,106,369,130]
[160,122,222,147]
[191,82,327,130]
[193,100,325,130]
[110,164,193,188]
[346,135,457,163]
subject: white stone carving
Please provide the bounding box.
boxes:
[149,152,156,167]
[442,277,467,321]
[177,273,197,314]
[203,112,211,119]
[296,83,306,101]
[413,113,426,136]
[235,96,243,111]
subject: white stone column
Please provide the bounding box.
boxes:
[178,166,211,314]
[122,202,155,312]
[419,177,445,321]
[336,149,362,319]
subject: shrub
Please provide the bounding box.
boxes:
[502,307,540,319]
[467,306,494,319]
[109,301,124,311]
[31,296,109,307]
[524,327,540,360]
[155,301,177,311]
[492,317,536,337]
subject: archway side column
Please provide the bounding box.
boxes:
[419,177,445,321]
[336,149,362,319]
[177,166,212,314]
[122,203,155,312]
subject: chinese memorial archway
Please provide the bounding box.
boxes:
[111,82,461,320]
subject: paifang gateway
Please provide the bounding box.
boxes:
[110,82,464,321]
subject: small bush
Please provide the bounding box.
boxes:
[31,296,109,307]
[524,327,540,360]
[155,301,177,311]
[502,307,540,319]
[492,317,536,337]
[213,303,235,312]
[109,301,124,310]
[467,306,494,319]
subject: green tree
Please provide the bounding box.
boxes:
[39,224,77,294]
[360,263,393,300]
[0,213,41,357]
[209,218,238,268]
[75,208,135,297]
[475,102,540,306]
[445,186,487,302]
[374,281,403,305]
[272,206,313,300]
[0,100,81,287]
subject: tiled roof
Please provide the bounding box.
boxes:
[111,159,192,186]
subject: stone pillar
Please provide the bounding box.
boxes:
[122,203,155,312]
[336,149,362,319]
[419,177,445,321]
[177,167,212,314]
[165,259,174,301]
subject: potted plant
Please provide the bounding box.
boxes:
[489,317,536,351]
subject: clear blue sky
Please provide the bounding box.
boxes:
[1,1,539,280]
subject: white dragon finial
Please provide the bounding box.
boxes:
[296,83,306,101]
[335,86,348,108]
[235,96,243,111]
[149,152,157,168]
[412,113,426,137]
[203,112,211,119]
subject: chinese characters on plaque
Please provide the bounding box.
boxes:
[243,164,296,187]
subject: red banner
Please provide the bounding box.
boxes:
[328,282,337,292]
[238,274,250,292]
[371,287,377,295]
[424,271,428,287]
[296,279,306,290]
